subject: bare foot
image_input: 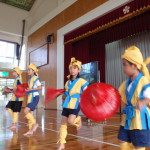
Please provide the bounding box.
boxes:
[7,125,16,130]
[23,123,38,136]
[23,130,33,136]
[32,123,39,132]
[57,143,65,150]
[77,118,82,130]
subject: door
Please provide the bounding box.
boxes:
[37,81,45,109]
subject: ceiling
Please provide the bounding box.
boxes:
[0,0,36,11]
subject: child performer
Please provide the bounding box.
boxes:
[118,46,150,150]
[57,57,89,150]
[24,64,42,136]
[6,67,23,130]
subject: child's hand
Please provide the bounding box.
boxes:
[25,88,32,92]
[5,87,12,93]
[2,91,7,95]
[62,95,66,100]
[136,100,146,110]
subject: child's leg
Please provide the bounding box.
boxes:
[13,112,18,124]
[134,147,145,150]
[29,111,38,133]
[68,114,82,130]
[6,101,22,130]
[6,108,13,117]
[118,126,135,150]
[6,101,13,118]
[24,107,37,135]
[119,140,134,150]
[7,108,18,130]
[57,116,68,150]
[25,96,39,134]
[73,116,82,129]
[30,111,33,114]
[8,112,19,130]
[28,111,33,129]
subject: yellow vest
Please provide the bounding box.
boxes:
[11,76,23,101]
[119,73,150,130]
[63,78,89,109]
[27,75,40,104]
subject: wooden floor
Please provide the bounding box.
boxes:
[1,108,150,150]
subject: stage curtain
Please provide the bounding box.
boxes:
[64,0,150,83]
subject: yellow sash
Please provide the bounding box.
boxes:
[27,75,39,104]
[63,78,89,109]
[11,76,23,101]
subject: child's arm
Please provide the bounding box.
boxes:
[26,86,42,92]
[4,86,13,93]
[62,94,66,100]
[137,86,150,110]
[26,79,42,92]
[136,98,150,110]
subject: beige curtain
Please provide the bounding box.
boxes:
[105,31,150,89]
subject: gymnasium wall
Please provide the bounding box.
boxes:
[0,3,28,43]
[27,0,108,109]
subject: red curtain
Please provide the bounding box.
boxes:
[89,36,105,83]
[64,38,90,82]
[64,1,150,83]
[72,38,90,64]
[64,43,72,80]
[64,0,150,42]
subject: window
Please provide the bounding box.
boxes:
[0,78,14,105]
[0,41,16,63]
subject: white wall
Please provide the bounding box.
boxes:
[26,0,58,31]
[0,31,21,44]
[0,0,77,41]
[0,3,29,70]
[0,2,28,43]
[27,0,77,35]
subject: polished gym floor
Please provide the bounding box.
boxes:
[1,108,150,150]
